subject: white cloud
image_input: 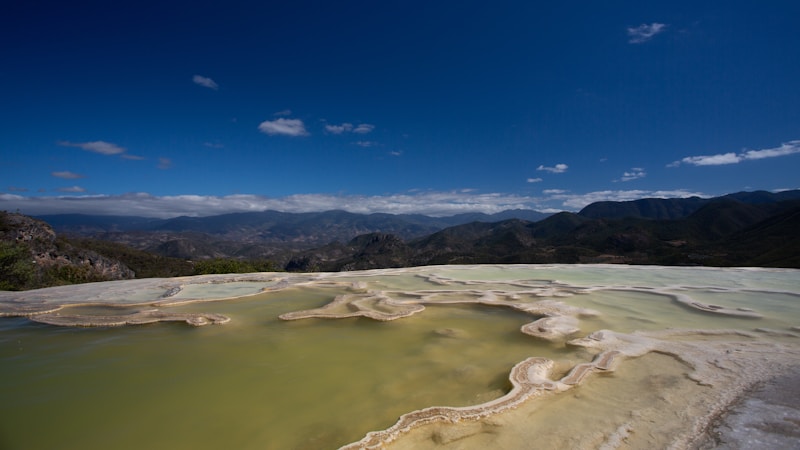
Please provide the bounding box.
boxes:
[389,150,403,156]
[273,109,292,117]
[615,168,646,182]
[0,191,550,218]
[258,118,309,137]
[526,178,543,183]
[353,123,375,134]
[674,152,741,166]
[59,140,126,155]
[325,123,353,134]
[4,187,744,219]
[192,75,218,90]
[669,140,800,167]
[742,140,800,160]
[537,163,568,174]
[627,23,667,44]
[325,122,375,135]
[354,141,378,148]
[57,186,86,193]
[51,171,85,179]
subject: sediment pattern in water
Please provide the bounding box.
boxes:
[1,264,798,449]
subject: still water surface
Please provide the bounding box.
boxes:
[1,266,798,449]
[2,288,565,449]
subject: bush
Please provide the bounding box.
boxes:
[71,238,195,278]
[42,263,110,286]
[0,241,37,290]
[193,258,277,275]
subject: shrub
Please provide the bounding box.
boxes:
[0,241,37,290]
[193,258,277,275]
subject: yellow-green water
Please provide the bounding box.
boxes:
[1,289,563,449]
[1,265,798,449]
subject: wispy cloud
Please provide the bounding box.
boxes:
[56,186,86,193]
[203,142,225,149]
[51,171,85,179]
[669,153,739,167]
[258,118,309,137]
[627,23,667,44]
[669,140,800,167]
[354,141,378,148]
[353,123,375,134]
[526,177,543,183]
[325,123,353,134]
[273,109,292,117]
[192,75,218,90]
[743,140,800,160]
[59,140,126,155]
[157,157,173,170]
[537,163,568,174]
[389,150,403,157]
[59,140,144,161]
[325,122,375,135]
[614,168,646,182]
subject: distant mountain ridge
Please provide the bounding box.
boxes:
[29,189,800,269]
[286,190,800,270]
[37,209,551,247]
[578,190,800,220]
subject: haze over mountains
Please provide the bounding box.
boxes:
[30,190,800,270]
[37,209,551,257]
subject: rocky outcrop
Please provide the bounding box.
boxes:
[1,212,135,289]
[4,211,57,247]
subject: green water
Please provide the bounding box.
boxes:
[0,288,564,450]
[2,266,798,450]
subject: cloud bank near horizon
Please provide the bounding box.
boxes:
[1,189,716,219]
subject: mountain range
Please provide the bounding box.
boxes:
[24,189,800,272]
[37,209,550,260]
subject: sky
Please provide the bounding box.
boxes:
[1,1,799,218]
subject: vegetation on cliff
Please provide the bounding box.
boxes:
[1,212,280,290]
[0,212,134,290]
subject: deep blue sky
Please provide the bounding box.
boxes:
[2,1,798,217]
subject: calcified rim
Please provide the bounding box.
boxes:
[271,271,796,449]
[339,348,627,450]
[1,264,766,327]
[1,264,798,449]
[342,326,800,449]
